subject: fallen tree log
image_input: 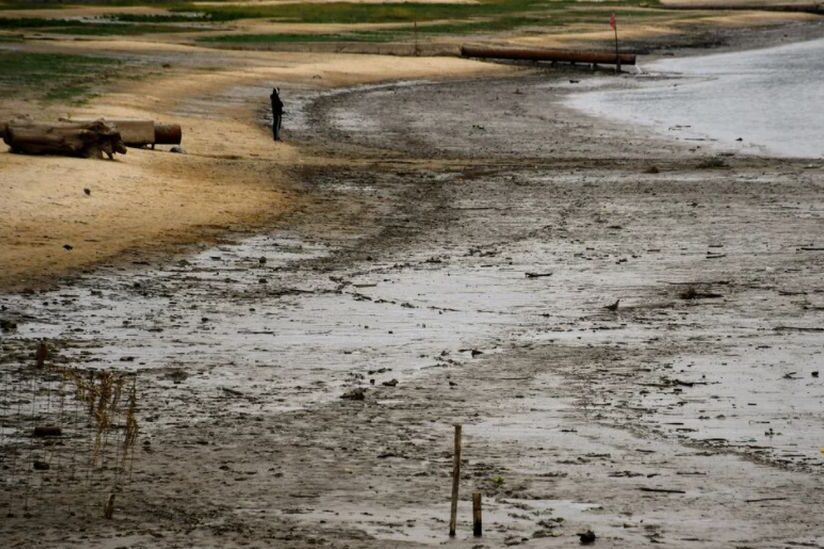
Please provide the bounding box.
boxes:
[3,121,127,159]
[663,2,824,14]
[58,119,182,148]
[460,44,636,66]
[3,119,182,148]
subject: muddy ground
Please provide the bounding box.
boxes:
[2,44,824,548]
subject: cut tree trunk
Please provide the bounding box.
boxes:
[3,121,127,159]
[58,119,182,148]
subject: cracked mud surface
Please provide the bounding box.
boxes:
[2,72,824,548]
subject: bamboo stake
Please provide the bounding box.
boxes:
[472,492,482,537]
[449,424,462,537]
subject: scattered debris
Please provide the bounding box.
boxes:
[221,387,244,397]
[639,487,686,494]
[696,156,729,169]
[679,287,723,300]
[774,326,824,333]
[603,299,620,311]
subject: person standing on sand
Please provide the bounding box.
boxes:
[270,88,284,141]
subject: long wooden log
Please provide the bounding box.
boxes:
[57,119,182,147]
[4,121,127,159]
[663,2,824,14]
[4,119,182,147]
[461,44,636,66]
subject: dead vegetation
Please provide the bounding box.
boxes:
[0,342,140,519]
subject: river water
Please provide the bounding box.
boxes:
[568,37,824,158]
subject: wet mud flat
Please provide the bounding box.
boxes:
[2,72,824,547]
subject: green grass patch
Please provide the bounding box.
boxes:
[48,23,197,35]
[0,17,204,35]
[0,0,669,44]
[110,12,209,23]
[175,0,660,24]
[198,16,562,45]
[197,2,672,46]
[0,51,122,104]
[0,18,88,29]
[201,31,402,44]
[177,0,561,24]
[0,1,190,7]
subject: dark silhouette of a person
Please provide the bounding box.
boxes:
[270,88,283,141]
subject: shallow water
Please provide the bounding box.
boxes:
[569,37,824,158]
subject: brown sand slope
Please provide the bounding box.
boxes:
[0,45,510,290]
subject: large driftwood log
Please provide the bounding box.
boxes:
[58,119,182,148]
[3,119,182,149]
[3,121,127,159]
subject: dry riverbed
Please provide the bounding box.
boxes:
[2,30,824,549]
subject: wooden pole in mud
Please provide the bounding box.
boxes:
[103,493,115,519]
[449,424,462,537]
[414,20,419,57]
[472,492,482,537]
[612,14,621,73]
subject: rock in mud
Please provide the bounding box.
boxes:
[341,387,366,401]
[0,319,17,332]
[33,426,62,438]
[578,530,596,545]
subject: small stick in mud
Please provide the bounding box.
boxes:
[103,493,115,519]
[34,342,48,369]
[449,424,462,537]
[472,492,482,537]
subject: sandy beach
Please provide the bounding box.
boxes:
[0,44,511,290]
[1,6,823,549]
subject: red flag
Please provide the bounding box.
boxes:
[609,13,616,30]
